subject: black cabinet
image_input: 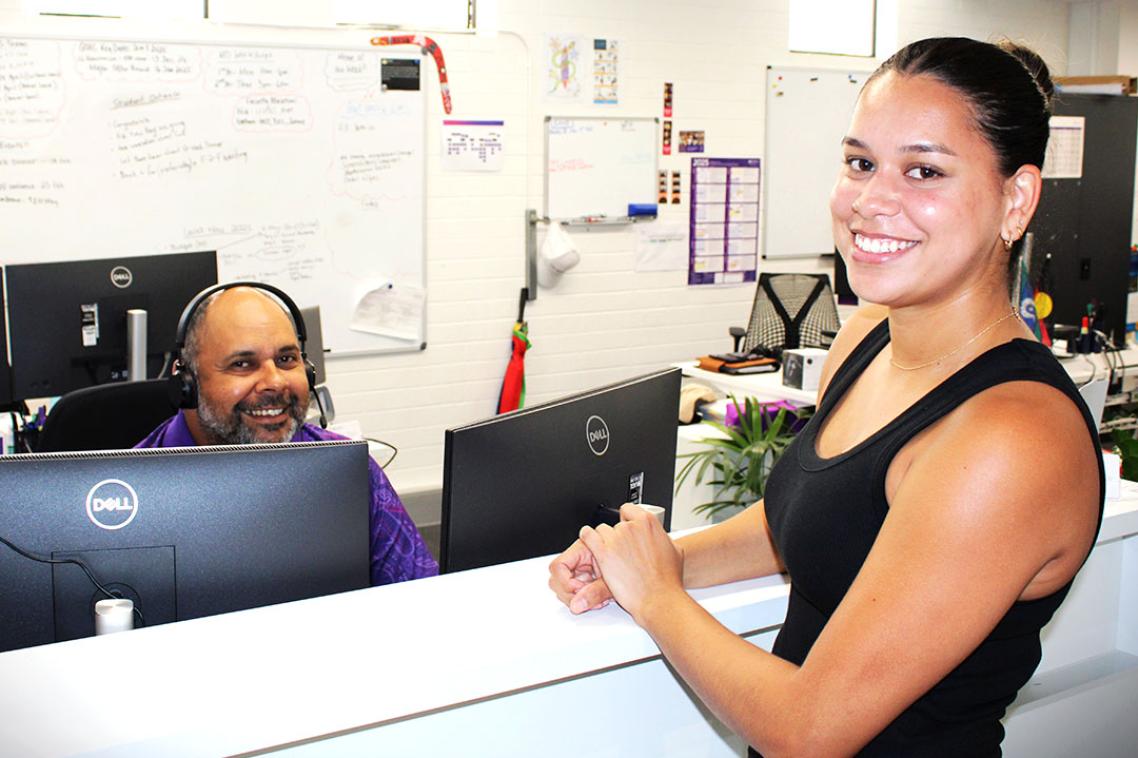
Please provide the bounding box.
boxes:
[1032,93,1137,346]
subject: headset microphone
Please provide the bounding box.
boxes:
[313,388,328,430]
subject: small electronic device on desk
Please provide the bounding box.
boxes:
[782,348,828,392]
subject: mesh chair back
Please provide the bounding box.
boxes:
[743,273,841,355]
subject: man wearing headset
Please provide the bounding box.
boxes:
[135,283,438,585]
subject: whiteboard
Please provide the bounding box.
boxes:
[0,35,426,355]
[544,116,658,220]
[763,66,868,258]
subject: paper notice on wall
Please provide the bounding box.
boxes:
[442,119,505,172]
[592,38,619,104]
[636,223,688,271]
[350,282,424,341]
[1042,116,1085,179]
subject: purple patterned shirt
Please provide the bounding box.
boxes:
[135,414,438,586]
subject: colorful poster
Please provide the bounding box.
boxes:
[545,34,584,101]
[592,38,619,104]
[678,130,704,153]
[441,120,505,172]
[689,157,761,286]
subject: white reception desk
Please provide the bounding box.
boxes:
[2,487,1137,757]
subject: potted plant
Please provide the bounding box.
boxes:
[1111,428,1138,481]
[675,396,812,520]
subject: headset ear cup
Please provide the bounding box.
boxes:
[180,371,198,410]
[167,364,198,410]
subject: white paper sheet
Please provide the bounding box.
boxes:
[441,120,505,172]
[1042,116,1085,179]
[349,283,424,341]
[636,223,688,271]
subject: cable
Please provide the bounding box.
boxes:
[1076,353,1098,388]
[1092,330,1127,394]
[1098,333,1118,390]
[156,351,174,380]
[365,437,398,469]
[0,535,146,628]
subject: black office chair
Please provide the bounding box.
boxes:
[730,273,841,357]
[36,379,178,452]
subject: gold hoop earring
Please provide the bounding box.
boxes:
[1003,235,1013,252]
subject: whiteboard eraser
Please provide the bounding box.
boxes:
[628,203,657,217]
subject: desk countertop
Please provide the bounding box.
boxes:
[0,538,790,756]
[681,343,1138,407]
[1056,345,1138,385]
[2,487,1136,757]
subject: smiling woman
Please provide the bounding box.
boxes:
[549,37,1105,757]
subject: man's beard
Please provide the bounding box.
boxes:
[196,391,308,445]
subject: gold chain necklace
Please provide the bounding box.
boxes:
[889,310,1019,371]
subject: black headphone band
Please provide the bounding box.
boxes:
[173,281,308,358]
[168,282,320,421]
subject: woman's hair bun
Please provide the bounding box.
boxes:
[998,40,1054,109]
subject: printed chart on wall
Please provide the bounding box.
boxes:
[688,157,761,285]
[441,119,504,172]
[0,35,427,355]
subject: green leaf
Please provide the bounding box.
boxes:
[674,400,813,519]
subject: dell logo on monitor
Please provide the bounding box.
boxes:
[586,415,610,456]
[109,266,133,289]
[86,479,139,530]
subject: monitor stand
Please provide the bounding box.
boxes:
[126,309,148,381]
[51,545,176,642]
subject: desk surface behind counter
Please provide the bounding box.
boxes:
[2,489,1137,757]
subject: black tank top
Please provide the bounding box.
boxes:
[757,319,1105,757]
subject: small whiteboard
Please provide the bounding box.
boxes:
[544,116,658,220]
[763,67,868,258]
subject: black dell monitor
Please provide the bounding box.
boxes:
[0,440,370,653]
[440,367,681,573]
[3,250,218,401]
